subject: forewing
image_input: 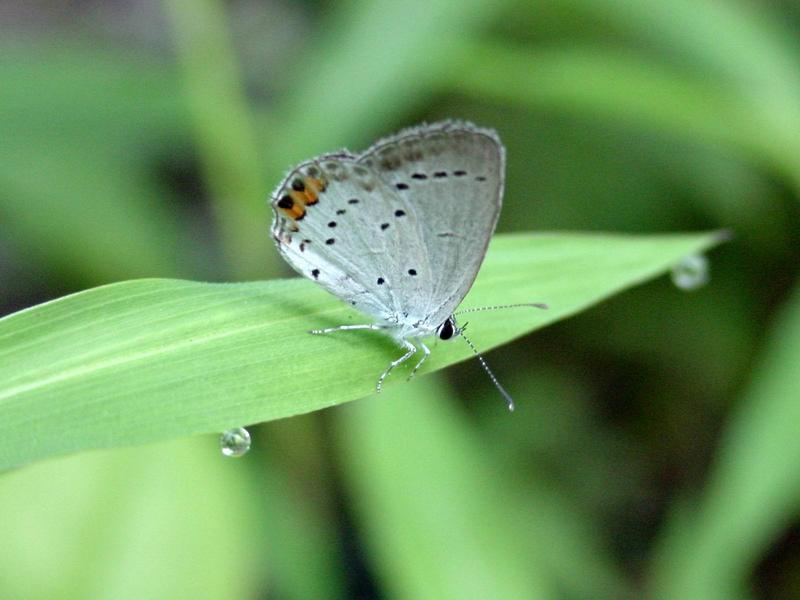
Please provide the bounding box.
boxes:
[357,121,505,326]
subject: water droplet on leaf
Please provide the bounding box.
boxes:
[671,254,709,291]
[220,427,251,457]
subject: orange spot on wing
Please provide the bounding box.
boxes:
[280,204,306,220]
[303,177,326,204]
[289,190,307,205]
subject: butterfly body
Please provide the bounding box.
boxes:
[270,120,512,397]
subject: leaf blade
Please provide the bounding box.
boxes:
[649,284,800,599]
[0,231,724,470]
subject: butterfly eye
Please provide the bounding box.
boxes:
[437,317,456,341]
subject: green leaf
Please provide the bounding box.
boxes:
[0,231,724,470]
[163,0,273,279]
[0,437,266,599]
[336,380,552,599]
[254,0,514,169]
[452,44,800,186]
[649,283,800,600]
[249,442,350,600]
[0,39,196,282]
[337,377,630,599]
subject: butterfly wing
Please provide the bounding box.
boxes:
[270,121,504,332]
[270,154,435,324]
[357,121,505,327]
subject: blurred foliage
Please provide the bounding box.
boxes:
[1,0,799,599]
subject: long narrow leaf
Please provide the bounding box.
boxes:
[0,231,724,470]
[650,285,800,600]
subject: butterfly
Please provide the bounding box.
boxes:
[270,120,545,410]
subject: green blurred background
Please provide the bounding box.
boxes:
[1,1,800,598]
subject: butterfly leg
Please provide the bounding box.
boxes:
[310,324,384,335]
[376,339,417,393]
[406,339,430,381]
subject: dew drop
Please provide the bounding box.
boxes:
[671,254,709,291]
[220,427,251,457]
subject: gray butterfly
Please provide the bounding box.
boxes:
[270,120,545,409]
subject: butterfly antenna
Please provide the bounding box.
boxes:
[454,302,548,316]
[458,329,516,412]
